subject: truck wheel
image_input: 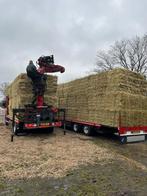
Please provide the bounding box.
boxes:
[73,124,79,133]
[48,127,54,133]
[13,123,19,135]
[5,121,9,126]
[83,126,92,136]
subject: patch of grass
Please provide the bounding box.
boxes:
[0,182,6,190]
[14,186,24,194]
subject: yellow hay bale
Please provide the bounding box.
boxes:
[6,73,58,118]
[57,68,147,127]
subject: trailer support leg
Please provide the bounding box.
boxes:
[10,109,15,142]
[11,134,14,142]
[63,122,66,135]
[63,109,66,135]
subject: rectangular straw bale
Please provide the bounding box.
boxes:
[6,73,58,118]
[57,68,147,127]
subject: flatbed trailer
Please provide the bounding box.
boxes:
[60,112,147,143]
[5,106,66,142]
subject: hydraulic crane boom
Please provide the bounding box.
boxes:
[26,55,65,107]
[37,64,65,74]
[37,55,65,74]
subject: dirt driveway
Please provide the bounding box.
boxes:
[0,126,146,196]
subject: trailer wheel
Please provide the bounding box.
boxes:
[83,126,92,136]
[73,124,79,133]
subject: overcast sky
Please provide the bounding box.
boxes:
[0,0,147,84]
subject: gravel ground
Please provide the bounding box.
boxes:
[0,125,146,196]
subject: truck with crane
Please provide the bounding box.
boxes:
[5,55,66,141]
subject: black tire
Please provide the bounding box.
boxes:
[83,126,92,136]
[73,124,79,133]
[5,121,9,126]
[12,123,19,135]
[48,127,54,133]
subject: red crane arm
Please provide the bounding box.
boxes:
[37,64,65,74]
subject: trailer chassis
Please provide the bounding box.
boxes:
[62,119,147,144]
[6,108,66,142]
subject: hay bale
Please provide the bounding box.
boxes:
[6,73,58,118]
[57,68,147,127]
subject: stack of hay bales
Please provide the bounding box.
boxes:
[6,74,57,118]
[57,68,147,127]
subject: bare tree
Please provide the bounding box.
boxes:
[95,34,147,75]
[94,50,114,72]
